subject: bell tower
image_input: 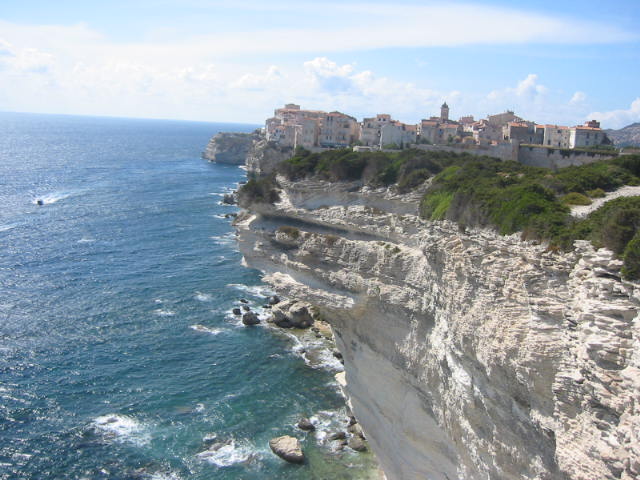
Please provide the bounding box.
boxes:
[440,102,449,122]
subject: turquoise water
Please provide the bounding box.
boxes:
[0,113,377,479]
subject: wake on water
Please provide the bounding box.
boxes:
[33,190,80,206]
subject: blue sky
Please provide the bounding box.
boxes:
[0,0,639,127]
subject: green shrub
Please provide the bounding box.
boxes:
[622,232,640,280]
[238,175,280,206]
[420,191,454,220]
[587,188,606,198]
[397,168,432,192]
[277,226,300,239]
[562,192,592,205]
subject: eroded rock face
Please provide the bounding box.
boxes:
[203,132,259,164]
[269,435,305,464]
[269,300,315,329]
[235,177,640,480]
[245,139,293,177]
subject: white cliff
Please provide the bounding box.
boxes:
[234,177,640,480]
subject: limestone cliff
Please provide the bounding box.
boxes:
[235,177,640,480]
[245,138,293,177]
[203,132,260,164]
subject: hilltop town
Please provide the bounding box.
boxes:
[265,102,611,152]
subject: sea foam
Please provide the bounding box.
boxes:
[92,414,150,446]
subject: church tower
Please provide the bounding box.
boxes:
[440,102,449,122]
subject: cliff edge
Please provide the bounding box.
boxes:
[203,131,260,164]
[234,168,640,479]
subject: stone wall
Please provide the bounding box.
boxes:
[518,145,616,168]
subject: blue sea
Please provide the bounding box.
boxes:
[0,113,377,479]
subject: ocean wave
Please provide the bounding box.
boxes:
[196,439,259,467]
[194,292,212,302]
[0,224,16,233]
[153,309,176,317]
[77,237,95,243]
[226,283,274,298]
[285,332,344,373]
[150,472,183,480]
[310,409,347,444]
[190,324,223,335]
[92,414,151,446]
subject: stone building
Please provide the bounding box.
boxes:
[318,112,360,148]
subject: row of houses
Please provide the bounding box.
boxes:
[265,104,417,149]
[264,103,610,151]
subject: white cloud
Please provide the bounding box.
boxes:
[231,65,282,90]
[570,91,587,104]
[487,74,547,102]
[589,98,640,129]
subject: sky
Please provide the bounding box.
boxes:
[0,0,639,128]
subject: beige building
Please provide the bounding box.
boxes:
[569,121,608,148]
[360,114,416,148]
[503,122,543,144]
[380,121,417,148]
[360,114,392,146]
[318,112,360,148]
[543,125,571,148]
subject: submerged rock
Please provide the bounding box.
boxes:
[268,435,304,464]
[268,295,280,305]
[242,312,260,326]
[232,308,241,315]
[297,418,315,431]
[328,431,347,441]
[348,436,367,452]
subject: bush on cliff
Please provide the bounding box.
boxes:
[238,175,280,206]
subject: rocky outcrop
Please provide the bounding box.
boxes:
[245,139,293,177]
[235,176,640,480]
[203,132,260,164]
[269,435,305,464]
[606,122,640,147]
[269,299,315,328]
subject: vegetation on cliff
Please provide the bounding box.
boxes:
[242,147,640,278]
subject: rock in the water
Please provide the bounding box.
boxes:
[242,305,251,312]
[232,308,242,315]
[202,433,218,446]
[268,295,280,305]
[242,312,260,326]
[270,300,314,329]
[348,423,365,439]
[297,418,315,431]
[268,435,304,464]
[239,298,248,304]
[328,431,346,441]
[348,435,367,452]
[332,350,343,360]
[222,193,236,205]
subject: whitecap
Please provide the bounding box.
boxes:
[154,309,175,317]
[150,472,183,480]
[77,237,95,244]
[190,324,222,335]
[226,284,274,298]
[196,439,259,467]
[194,292,212,302]
[152,474,181,480]
[311,409,347,444]
[0,224,16,233]
[92,414,150,446]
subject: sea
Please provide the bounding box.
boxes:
[0,112,378,479]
